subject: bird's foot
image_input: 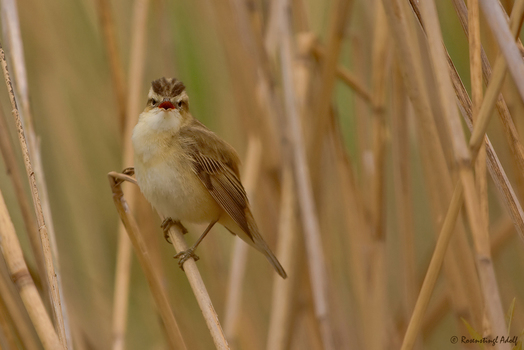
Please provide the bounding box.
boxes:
[122,167,135,177]
[161,218,188,244]
[114,167,135,186]
[174,249,199,271]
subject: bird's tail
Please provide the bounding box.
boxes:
[246,213,288,279]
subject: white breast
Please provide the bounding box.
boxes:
[132,113,221,223]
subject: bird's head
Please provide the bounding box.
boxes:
[139,77,190,131]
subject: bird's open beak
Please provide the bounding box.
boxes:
[158,100,175,110]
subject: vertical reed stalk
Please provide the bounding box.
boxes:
[223,136,263,344]
[468,0,487,244]
[385,0,483,335]
[400,184,464,350]
[96,0,127,135]
[0,259,40,350]
[451,0,524,211]
[0,43,68,349]
[367,3,389,349]
[398,0,524,346]
[478,0,524,101]
[164,217,230,350]
[0,106,47,300]
[411,0,508,347]
[111,0,150,348]
[266,166,301,350]
[0,0,72,345]
[279,4,334,349]
[0,188,63,349]
[391,64,416,323]
[0,296,18,350]
[307,0,353,162]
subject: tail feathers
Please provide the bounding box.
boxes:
[260,243,287,279]
[222,211,288,278]
[247,217,287,279]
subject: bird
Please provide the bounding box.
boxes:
[131,77,287,279]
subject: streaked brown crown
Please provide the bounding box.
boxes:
[151,77,186,97]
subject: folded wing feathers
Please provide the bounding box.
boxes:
[192,152,252,238]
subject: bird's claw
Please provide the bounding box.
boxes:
[122,167,135,176]
[177,222,189,235]
[161,218,174,243]
[161,218,188,244]
[114,167,135,186]
[174,249,199,271]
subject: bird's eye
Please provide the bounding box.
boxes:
[149,98,157,105]
[177,100,184,108]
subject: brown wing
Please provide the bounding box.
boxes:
[178,120,254,241]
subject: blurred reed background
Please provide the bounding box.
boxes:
[1,0,524,349]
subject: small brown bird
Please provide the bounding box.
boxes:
[132,77,287,278]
